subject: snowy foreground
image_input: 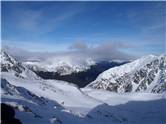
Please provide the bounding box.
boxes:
[1,72,166,124]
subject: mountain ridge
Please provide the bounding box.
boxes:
[88,54,166,93]
[0,51,40,80]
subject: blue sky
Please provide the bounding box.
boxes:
[1,1,165,57]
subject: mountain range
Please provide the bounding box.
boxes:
[1,51,166,124]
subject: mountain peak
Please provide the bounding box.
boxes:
[1,50,18,65]
[1,51,40,79]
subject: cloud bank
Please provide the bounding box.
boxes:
[3,42,134,63]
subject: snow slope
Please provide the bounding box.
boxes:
[1,72,126,124]
[2,72,165,124]
[88,54,166,93]
[82,88,166,124]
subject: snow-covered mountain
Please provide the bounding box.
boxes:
[1,51,166,124]
[0,51,39,80]
[24,56,96,75]
[88,54,166,93]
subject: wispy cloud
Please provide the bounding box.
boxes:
[126,3,165,43]
[8,4,84,35]
[2,40,70,52]
[16,9,43,32]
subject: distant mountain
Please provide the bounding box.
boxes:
[0,51,126,87]
[24,57,96,76]
[88,55,166,93]
[0,51,39,79]
[26,61,127,87]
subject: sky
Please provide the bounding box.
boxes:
[1,1,166,59]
